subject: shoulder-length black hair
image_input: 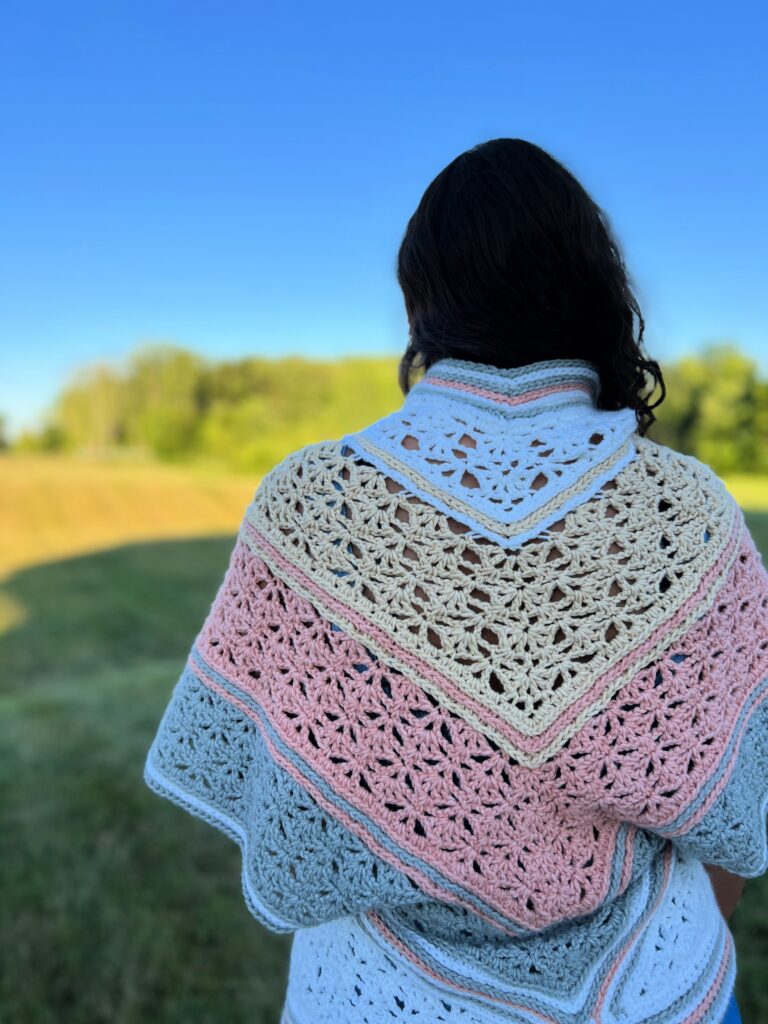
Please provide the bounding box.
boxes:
[396,138,665,434]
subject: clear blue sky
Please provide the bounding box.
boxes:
[1,1,766,439]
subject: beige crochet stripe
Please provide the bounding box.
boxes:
[246,438,737,723]
[240,499,743,767]
[242,437,740,763]
[349,433,636,538]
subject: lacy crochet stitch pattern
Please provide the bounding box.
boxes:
[144,357,768,1024]
[242,436,743,765]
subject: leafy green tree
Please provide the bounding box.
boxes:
[49,362,125,453]
[17,340,767,475]
[650,344,765,473]
[121,343,209,460]
[197,355,401,472]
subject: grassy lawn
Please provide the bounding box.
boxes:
[1,456,291,1024]
[0,451,258,577]
[1,455,768,1023]
[723,474,768,514]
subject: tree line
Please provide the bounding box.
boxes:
[6,342,768,475]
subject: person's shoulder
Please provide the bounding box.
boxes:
[244,437,351,511]
[632,434,738,512]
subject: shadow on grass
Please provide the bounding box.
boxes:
[0,535,292,1024]
[0,534,241,690]
[2,516,768,1022]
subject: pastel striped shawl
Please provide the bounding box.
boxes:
[144,357,768,1024]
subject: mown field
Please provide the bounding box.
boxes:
[2,454,768,1023]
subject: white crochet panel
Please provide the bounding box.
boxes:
[340,360,638,547]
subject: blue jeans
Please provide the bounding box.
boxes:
[721,991,743,1024]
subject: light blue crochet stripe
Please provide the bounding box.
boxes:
[368,857,732,1024]
[359,856,665,1023]
[652,672,768,836]
[424,356,599,390]
[143,748,297,933]
[374,838,667,1013]
[362,879,657,1020]
[188,646,634,939]
[339,433,637,549]
[281,859,732,1024]
[420,359,599,402]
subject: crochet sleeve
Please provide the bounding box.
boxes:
[142,471,424,934]
[553,507,768,879]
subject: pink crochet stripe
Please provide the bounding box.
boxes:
[426,376,593,407]
[196,518,766,927]
[193,534,635,931]
[187,652,522,938]
[241,511,742,759]
[192,634,632,930]
[366,844,674,1024]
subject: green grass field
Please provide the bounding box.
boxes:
[2,455,768,1023]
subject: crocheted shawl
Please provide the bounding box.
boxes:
[145,357,768,1024]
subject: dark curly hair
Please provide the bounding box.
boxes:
[396,138,665,434]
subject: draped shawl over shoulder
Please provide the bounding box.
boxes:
[144,357,768,1024]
